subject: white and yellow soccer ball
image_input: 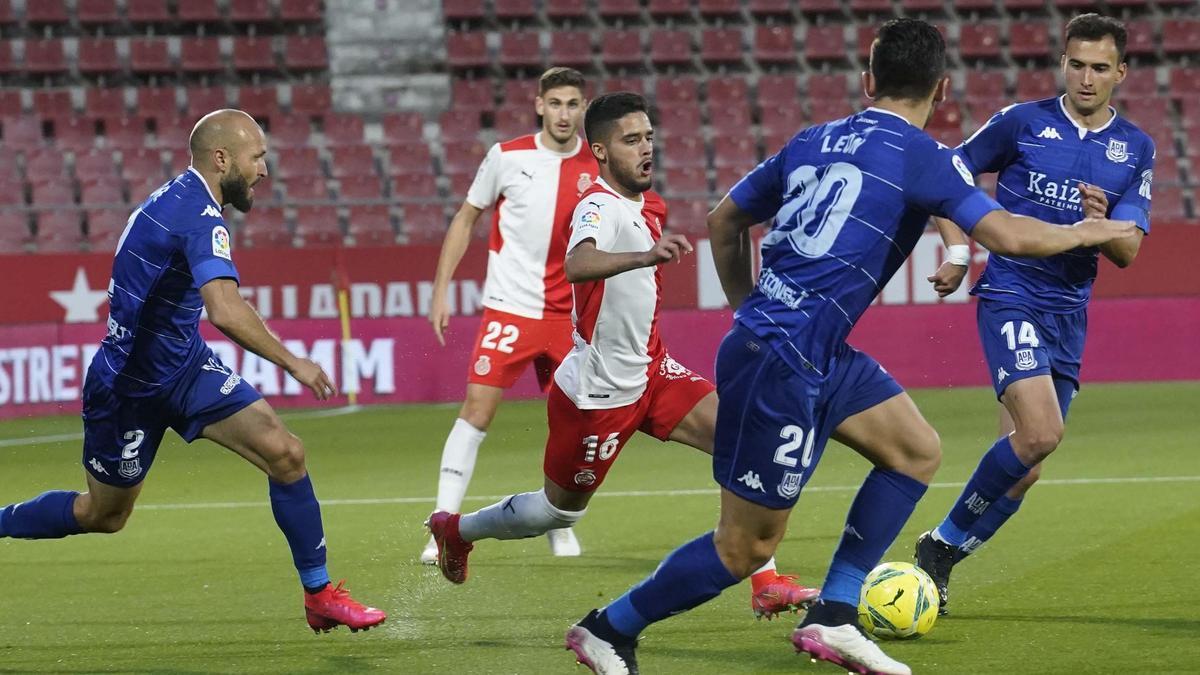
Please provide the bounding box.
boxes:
[858,561,940,640]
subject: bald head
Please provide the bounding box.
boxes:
[189,109,268,213]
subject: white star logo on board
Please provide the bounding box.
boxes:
[50,267,108,323]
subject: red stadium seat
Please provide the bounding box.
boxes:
[85,207,129,251]
[3,116,44,151]
[963,69,1008,101]
[714,165,753,192]
[183,86,230,120]
[1113,71,1157,103]
[600,30,644,70]
[708,102,753,135]
[180,37,224,75]
[959,23,1002,61]
[107,117,151,152]
[494,0,538,22]
[1124,20,1156,59]
[799,0,845,16]
[711,136,757,169]
[283,36,329,73]
[664,167,708,196]
[501,78,538,107]
[25,0,70,25]
[176,0,221,23]
[328,144,376,177]
[23,39,68,76]
[278,0,323,22]
[494,106,537,139]
[701,28,745,68]
[233,36,277,74]
[655,104,702,137]
[749,0,795,18]
[447,32,489,70]
[136,87,178,119]
[284,176,330,202]
[1015,70,1058,101]
[439,109,482,142]
[707,77,750,110]
[338,175,384,201]
[1153,152,1180,185]
[597,0,642,22]
[1163,20,1200,57]
[117,149,163,184]
[1009,21,1052,60]
[810,98,853,122]
[901,0,946,13]
[152,117,192,150]
[546,0,589,22]
[1171,68,1200,106]
[261,115,306,148]
[129,38,173,75]
[35,210,85,253]
[499,31,542,69]
[1000,0,1048,13]
[1152,186,1184,220]
[927,101,964,132]
[443,0,486,23]
[0,215,29,252]
[1119,98,1171,136]
[382,112,424,144]
[230,0,273,24]
[649,30,694,68]
[74,149,118,182]
[757,74,799,109]
[347,205,396,246]
[54,116,99,152]
[648,0,692,20]
[322,114,365,146]
[78,0,120,26]
[241,206,292,248]
[441,140,487,175]
[754,26,796,66]
[548,31,593,69]
[273,147,323,179]
[953,0,997,12]
[806,73,849,100]
[656,77,700,106]
[385,143,434,176]
[390,171,438,199]
[664,200,709,237]
[32,89,73,118]
[294,206,343,246]
[759,104,806,138]
[849,0,894,15]
[660,135,706,168]
[79,178,124,206]
[126,0,171,25]
[25,149,68,180]
[237,86,281,120]
[0,88,19,116]
[290,84,332,115]
[78,39,121,78]
[30,179,77,208]
[600,76,649,95]
[85,89,127,117]
[698,0,742,20]
[451,79,494,110]
[400,203,449,243]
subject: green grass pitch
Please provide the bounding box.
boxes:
[1,381,1198,674]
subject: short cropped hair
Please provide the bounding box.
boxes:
[584,92,649,145]
[1065,13,1127,62]
[539,67,586,96]
[870,18,947,102]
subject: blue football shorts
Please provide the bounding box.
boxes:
[976,298,1085,413]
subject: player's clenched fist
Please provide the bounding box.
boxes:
[642,233,693,266]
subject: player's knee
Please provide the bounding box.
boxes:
[1014,422,1063,463]
[81,504,134,534]
[897,424,941,481]
[266,433,307,481]
[713,528,778,579]
[458,405,494,432]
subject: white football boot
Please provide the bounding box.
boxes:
[546,527,582,557]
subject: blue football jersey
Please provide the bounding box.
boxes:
[93,168,239,396]
[730,108,1001,378]
[959,96,1154,313]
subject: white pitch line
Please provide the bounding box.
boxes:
[0,406,366,448]
[130,475,1200,512]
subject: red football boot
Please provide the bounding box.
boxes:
[426,511,473,584]
[304,580,387,633]
[751,573,821,620]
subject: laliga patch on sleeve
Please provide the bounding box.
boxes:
[952,154,976,186]
[211,225,232,260]
[578,210,602,231]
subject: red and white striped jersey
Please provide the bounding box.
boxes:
[465,133,599,320]
[554,178,668,409]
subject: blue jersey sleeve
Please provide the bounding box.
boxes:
[958,104,1022,175]
[903,135,1002,234]
[1109,139,1154,234]
[183,220,240,287]
[728,147,785,223]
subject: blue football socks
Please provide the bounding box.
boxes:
[0,490,84,539]
[935,435,1030,547]
[961,494,1023,553]
[268,474,330,591]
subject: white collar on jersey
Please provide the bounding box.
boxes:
[187,166,223,208]
[595,176,645,207]
[534,131,583,158]
[863,106,914,127]
[1057,95,1118,140]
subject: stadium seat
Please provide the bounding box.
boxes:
[273,147,323,179]
[2,116,44,151]
[35,210,85,253]
[900,0,947,14]
[1015,70,1058,101]
[1153,152,1180,185]
[25,0,70,26]
[347,205,396,246]
[129,38,173,76]
[78,39,121,79]
[447,32,489,70]
[665,199,709,237]
[105,116,150,150]
[655,104,702,137]
[283,35,329,73]
[339,175,385,201]
[23,39,69,76]
[126,0,171,26]
[0,176,24,208]
[759,104,806,139]
[959,23,1002,61]
[78,0,120,27]
[501,79,538,107]
[382,112,424,145]
[597,0,642,23]
[546,0,590,23]
[237,86,281,121]
[386,142,434,175]
[230,0,273,24]
[176,0,221,24]
[450,79,494,111]
[152,117,192,150]
[1163,20,1200,57]
[0,89,19,116]
[290,84,332,115]
[600,30,645,70]
[707,76,750,110]
[119,148,165,181]
[1000,0,1048,13]
[708,102,753,135]
[85,207,129,251]
[715,165,754,192]
[701,28,745,68]
[953,0,997,13]
[806,73,849,101]
[849,0,894,15]
[927,101,963,133]
[799,0,846,16]
[54,116,99,152]
[323,113,366,146]
[439,109,482,142]
[756,74,799,109]
[400,203,449,243]
[294,205,343,246]
[748,0,794,18]
[1124,20,1157,59]
[234,36,278,74]
[495,0,538,23]
[0,211,29,253]
[86,89,129,117]
[1152,186,1184,220]
[648,0,692,21]
[328,144,376,177]
[1113,71,1157,103]
[499,31,543,69]
[600,76,649,95]
[241,206,292,248]
[25,149,68,181]
[711,136,757,169]
[79,178,124,206]
[494,106,537,139]
[660,135,706,168]
[965,97,1007,125]
[391,171,439,199]
[441,140,487,175]
[32,89,73,119]
[278,0,322,22]
[548,31,594,69]
[754,26,796,66]
[810,98,853,123]
[183,86,230,120]
[963,69,1008,102]
[137,87,179,119]
[443,0,487,23]
[284,176,330,202]
[180,38,224,75]
[655,77,699,107]
[1009,21,1052,61]
[804,25,849,65]
[698,0,742,21]
[650,30,694,68]
[74,149,118,183]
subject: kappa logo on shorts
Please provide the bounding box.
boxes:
[220,373,242,395]
[777,471,803,500]
[1014,349,1037,371]
[88,457,109,475]
[573,469,596,487]
[474,355,491,376]
[997,366,1010,382]
[737,470,765,492]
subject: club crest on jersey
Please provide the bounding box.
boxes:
[777,472,803,500]
[1105,139,1128,163]
[474,355,491,376]
[1014,348,1037,371]
[211,225,232,260]
[576,172,593,195]
[573,469,596,487]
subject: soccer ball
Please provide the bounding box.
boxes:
[858,562,940,640]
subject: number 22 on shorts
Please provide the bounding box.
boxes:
[480,321,519,354]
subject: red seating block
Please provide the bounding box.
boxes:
[1163,20,1200,56]
[391,171,438,199]
[25,0,70,25]
[1124,20,1156,59]
[959,23,1002,60]
[183,86,230,120]
[283,36,329,72]
[328,144,376,177]
[290,85,332,115]
[25,149,68,180]
[237,86,281,120]
[711,136,757,169]
[78,0,120,26]
[1015,70,1058,101]
[549,31,593,69]
[382,112,424,144]
[499,31,542,69]
[24,39,68,75]
[273,147,323,179]
[701,28,745,67]
[279,0,323,22]
[137,87,178,119]
[447,32,489,70]
[323,114,366,146]
[347,205,395,246]
[650,30,694,68]
[495,0,538,22]
[126,0,171,25]
[439,109,482,142]
[284,176,330,201]
[176,0,221,23]
[230,0,273,23]
[294,206,342,246]
[597,0,642,21]
[78,39,121,77]
[1009,21,1052,60]
[130,38,172,75]
[386,142,434,173]
[79,178,124,206]
[443,0,486,22]
[754,26,796,65]
[181,37,224,75]
[600,30,644,69]
[233,36,277,73]
[107,117,151,151]
[32,89,73,118]
[339,175,384,200]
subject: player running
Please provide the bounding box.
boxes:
[421,67,598,563]
[426,92,821,620]
[0,110,385,633]
[562,20,1137,675]
[915,14,1153,614]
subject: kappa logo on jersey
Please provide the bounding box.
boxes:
[1014,348,1038,371]
[576,172,593,195]
[951,154,975,186]
[474,354,491,376]
[1139,169,1153,200]
[777,471,803,499]
[1036,126,1062,140]
[211,225,232,260]
[737,470,765,492]
[201,204,223,218]
[1026,172,1083,211]
[1106,139,1129,163]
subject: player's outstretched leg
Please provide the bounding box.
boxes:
[749,558,821,620]
[793,602,910,675]
[201,400,385,633]
[425,511,474,583]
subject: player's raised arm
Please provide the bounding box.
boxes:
[706,194,759,310]
[429,199,487,345]
[564,234,692,283]
[200,278,335,400]
[970,211,1137,258]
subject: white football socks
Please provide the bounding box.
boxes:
[434,418,487,513]
[459,488,586,542]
